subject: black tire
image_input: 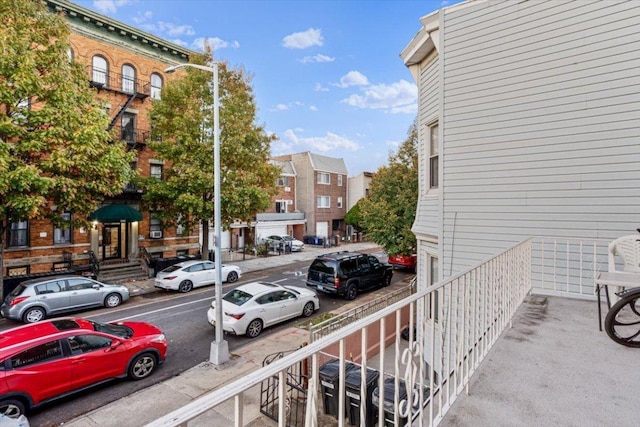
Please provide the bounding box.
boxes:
[246,319,263,338]
[178,280,193,293]
[345,283,357,301]
[384,274,392,287]
[605,293,640,347]
[302,302,315,317]
[128,353,157,380]
[0,398,26,419]
[22,306,46,323]
[104,293,122,308]
[227,271,239,283]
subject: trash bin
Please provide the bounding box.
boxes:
[371,378,429,426]
[319,359,357,418]
[345,367,380,427]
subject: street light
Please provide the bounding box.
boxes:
[165,62,229,365]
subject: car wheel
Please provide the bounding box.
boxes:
[178,280,193,293]
[302,302,315,317]
[227,271,238,283]
[246,319,263,338]
[384,274,392,287]
[0,399,26,419]
[104,293,122,308]
[22,307,46,323]
[345,284,357,301]
[128,353,157,380]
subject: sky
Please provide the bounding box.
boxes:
[75,0,451,177]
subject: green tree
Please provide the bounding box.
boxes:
[359,121,418,256]
[0,0,134,287]
[345,198,365,232]
[143,49,278,258]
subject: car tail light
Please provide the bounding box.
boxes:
[334,276,340,288]
[9,296,29,306]
[226,312,245,320]
[164,276,177,280]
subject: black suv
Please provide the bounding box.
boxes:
[306,251,393,300]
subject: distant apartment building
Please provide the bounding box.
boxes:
[346,171,374,240]
[4,0,200,278]
[273,152,348,243]
[253,159,306,243]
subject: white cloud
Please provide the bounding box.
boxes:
[274,104,289,111]
[274,129,360,153]
[335,71,369,88]
[132,10,152,24]
[309,105,318,111]
[156,22,196,37]
[340,79,417,114]
[299,54,335,64]
[170,39,189,48]
[282,28,323,49]
[314,83,329,92]
[192,37,240,52]
[93,0,133,14]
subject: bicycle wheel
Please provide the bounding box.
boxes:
[604,292,640,347]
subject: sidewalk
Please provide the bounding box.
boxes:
[65,241,390,427]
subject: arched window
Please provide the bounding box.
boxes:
[92,55,108,86]
[122,64,135,93]
[150,73,163,100]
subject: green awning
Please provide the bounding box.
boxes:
[88,204,143,223]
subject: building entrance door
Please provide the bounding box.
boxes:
[101,224,121,260]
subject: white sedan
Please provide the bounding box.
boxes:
[262,235,304,252]
[207,282,319,338]
[155,260,241,293]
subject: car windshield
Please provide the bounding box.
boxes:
[9,284,28,297]
[281,236,293,241]
[161,265,182,273]
[223,289,253,306]
[89,319,134,339]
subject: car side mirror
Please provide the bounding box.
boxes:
[93,284,101,290]
[108,340,123,351]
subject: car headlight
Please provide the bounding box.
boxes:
[151,333,166,343]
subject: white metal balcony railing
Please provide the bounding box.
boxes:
[147,236,610,427]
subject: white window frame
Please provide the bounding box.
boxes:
[337,196,343,209]
[122,64,136,93]
[54,212,72,244]
[150,73,163,100]
[317,172,330,185]
[150,164,163,180]
[428,122,439,190]
[337,175,343,186]
[317,196,330,208]
[92,55,108,85]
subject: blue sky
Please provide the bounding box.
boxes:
[77,0,451,176]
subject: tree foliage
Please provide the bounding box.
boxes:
[0,0,134,283]
[142,48,279,256]
[359,121,418,255]
[345,198,365,232]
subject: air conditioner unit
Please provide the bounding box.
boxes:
[149,230,163,239]
[284,186,291,192]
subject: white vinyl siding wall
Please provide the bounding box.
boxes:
[412,54,440,239]
[440,0,640,277]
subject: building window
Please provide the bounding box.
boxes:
[92,55,108,86]
[150,213,163,238]
[8,220,28,247]
[276,176,289,186]
[121,112,135,144]
[7,266,29,276]
[54,212,72,244]
[276,200,288,213]
[317,196,330,208]
[150,73,163,100]
[337,175,343,186]
[317,172,330,185]
[150,164,163,180]
[429,123,439,189]
[122,64,136,93]
[337,196,343,208]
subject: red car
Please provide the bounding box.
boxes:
[0,317,167,419]
[388,253,418,273]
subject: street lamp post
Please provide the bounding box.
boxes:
[165,62,229,365]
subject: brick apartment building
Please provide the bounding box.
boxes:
[3,0,200,279]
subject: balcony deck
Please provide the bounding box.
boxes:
[436,295,637,426]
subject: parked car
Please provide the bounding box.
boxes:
[0,276,130,324]
[388,253,418,273]
[262,235,304,252]
[306,251,393,300]
[0,317,167,419]
[207,281,319,338]
[155,260,241,293]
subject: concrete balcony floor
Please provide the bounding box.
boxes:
[439,295,638,426]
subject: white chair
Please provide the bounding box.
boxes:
[608,235,640,273]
